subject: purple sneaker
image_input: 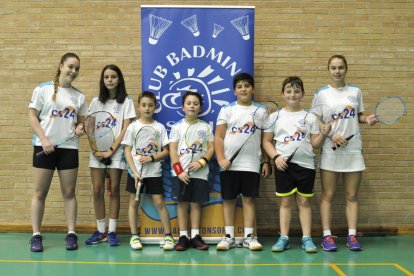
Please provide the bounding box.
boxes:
[321,235,337,252]
[30,235,44,252]
[65,233,78,250]
[347,235,362,251]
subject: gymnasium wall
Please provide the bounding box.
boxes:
[0,0,413,235]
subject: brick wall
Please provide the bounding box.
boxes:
[0,0,413,235]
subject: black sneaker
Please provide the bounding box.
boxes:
[191,235,209,250]
[65,233,78,250]
[176,235,190,251]
[30,235,44,252]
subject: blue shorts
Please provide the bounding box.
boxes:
[220,171,260,200]
[33,146,78,170]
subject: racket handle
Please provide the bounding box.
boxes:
[332,135,354,151]
[286,150,297,163]
[135,181,142,202]
[229,149,241,163]
[35,145,58,157]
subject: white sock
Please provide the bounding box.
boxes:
[323,230,332,237]
[108,218,117,233]
[348,229,357,236]
[281,235,289,239]
[68,231,76,235]
[97,219,106,233]
[33,232,41,236]
[191,229,200,238]
[244,227,254,237]
[180,231,188,237]
[225,226,234,238]
[302,235,310,239]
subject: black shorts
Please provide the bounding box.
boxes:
[274,162,316,197]
[126,174,164,195]
[220,171,260,200]
[33,146,79,170]
[172,177,209,204]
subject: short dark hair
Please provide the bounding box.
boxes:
[138,91,157,105]
[182,91,203,106]
[281,76,304,93]
[232,72,254,90]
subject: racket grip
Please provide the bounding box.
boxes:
[332,135,354,151]
[35,145,58,157]
[229,149,241,163]
[135,181,142,202]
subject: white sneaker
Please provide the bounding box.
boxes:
[129,235,142,250]
[216,234,236,251]
[163,236,176,251]
[243,234,262,251]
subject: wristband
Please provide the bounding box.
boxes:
[150,155,155,162]
[173,162,184,176]
[201,157,209,164]
[109,146,114,152]
[272,155,280,161]
[198,158,207,167]
[262,161,270,164]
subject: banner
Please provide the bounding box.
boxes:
[140,5,255,243]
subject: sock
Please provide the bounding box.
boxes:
[33,232,41,236]
[97,219,106,233]
[108,218,117,233]
[302,235,310,239]
[225,226,234,238]
[68,231,76,235]
[281,235,289,239]
[348,229,357,236]
[244,227,254,237]
[323,230,332,237]
[191,229,200,238]
[180,231,188,237]
[131,233,138,236]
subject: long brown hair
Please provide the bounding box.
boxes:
[52,53,80,101]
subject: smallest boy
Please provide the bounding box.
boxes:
[214,72,270,251]
[122,91,175,251]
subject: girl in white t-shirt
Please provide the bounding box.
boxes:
[315,55,376,252]
[263,76,331,253]
[85,65,136,247]
[28,53,87,252]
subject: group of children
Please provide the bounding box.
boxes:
[29,53,374,254]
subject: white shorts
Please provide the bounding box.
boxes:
[319,153,365,172]
[88,151,125,170]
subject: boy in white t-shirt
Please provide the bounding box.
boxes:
[263,76,331,253]
[214,72,270,251]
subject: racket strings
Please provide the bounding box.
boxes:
[375,98,406,124]
[253,102,279,130]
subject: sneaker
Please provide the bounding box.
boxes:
[65,233,78,250]
[216,234,236,251]
[176,235,190,251]
[85,231,107,245]
[347,235,362,251]
[243,234,263,251]
[321,235,337,252]
[271,236,290,252]
[29,235,44,252]
[107,232,120,246]
[191,235,209,250]
[163,235,176,251]
[302,237,317,253]
[129,235,142,250]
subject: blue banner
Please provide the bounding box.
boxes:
[141,5,254,241]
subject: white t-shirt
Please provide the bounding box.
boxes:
[169,119,213,180]
[265,109,319,170]
[88,96,136,163]
[122,120,168,178]
[216,101,262,173]
[29,81,88,149]
[312,84,366,171]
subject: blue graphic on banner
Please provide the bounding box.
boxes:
[141,6,254,222]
